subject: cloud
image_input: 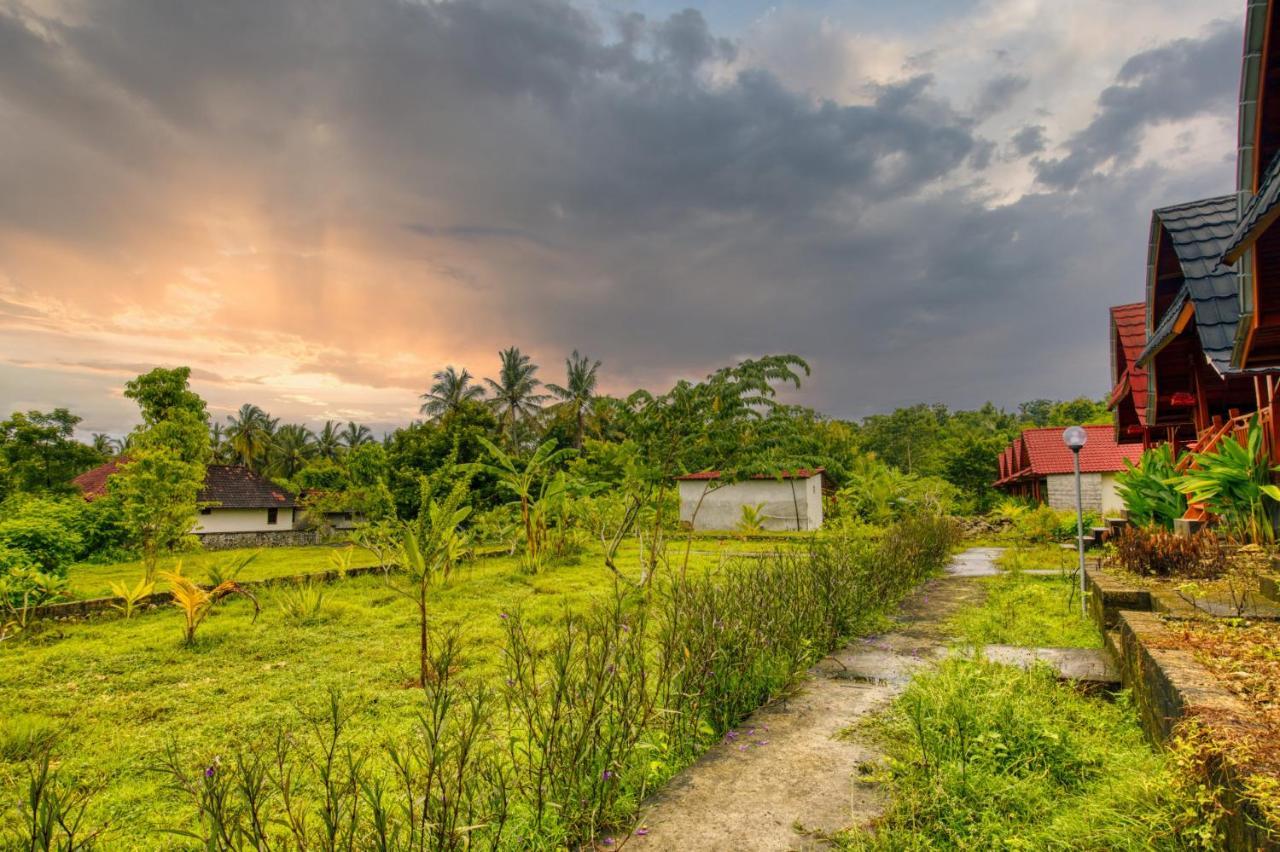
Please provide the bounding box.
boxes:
[1034,20,1240,189]
[0,0,1247,433]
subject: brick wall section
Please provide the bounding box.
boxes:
[197,530,320,550]
[1045,472,1103,513]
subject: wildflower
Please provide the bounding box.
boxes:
[635,828,650,836]
[204,765,216,778]
[499,612,509,620]
[602,838,615,847]
[602,769,614,781]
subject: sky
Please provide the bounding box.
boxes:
[0,0,1247,436]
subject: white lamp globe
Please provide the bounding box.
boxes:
[1062,425,1088,451]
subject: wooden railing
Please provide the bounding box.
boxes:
[1176,402,1279,522]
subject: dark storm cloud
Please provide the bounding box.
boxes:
[0,0,1247,420]
[1034,20,1240,189]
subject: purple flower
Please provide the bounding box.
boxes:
[755,740,769,746]
[635,828,650,836]
[499,612,509,620]
[602,838,614,846]
[738,745,748,751]
[204,765,216,778]
[726,730,738,739]
[602,770,614,781]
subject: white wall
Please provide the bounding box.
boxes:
[1099,473,1126,515]
[678,476,821,531]
[193,507,294,534]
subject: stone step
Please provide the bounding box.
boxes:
[978,645,1121,685]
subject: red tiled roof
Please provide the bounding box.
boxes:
[675,468,825,481]
[71,457,126,501]
[1018,425,1143,476]
[72,461,295,508]
[1109,303,1149,424]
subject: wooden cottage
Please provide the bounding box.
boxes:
[994,427,1142,514]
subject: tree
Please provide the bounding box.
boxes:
[340,421,373,449]
[484,347,548,447]
[268,424,317,480]
[226,404,275,470]
[420,366,486,421]
[113,369,210,580]
[316,421,343,460]
[91,433,120,457]
[469,437,575,574]
[547,350,601,449]
[0,409,102,496]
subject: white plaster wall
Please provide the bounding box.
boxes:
[678,477,821,531]
[193,507,293,534]
[1045,473,1104,514]
[1099,473,1125,516]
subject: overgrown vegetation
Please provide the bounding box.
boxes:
[840,658,1223,850]
[1115,444,1186,529]
[948,561,1100,648]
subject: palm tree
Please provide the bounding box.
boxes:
[208,422,236,463]
[268,424,317,479]
[226,404,274,470]
[340,421,373,449]
[90,433,120,457]
[420,366,486,421]
[316,420,343,460]
[484,347,548,447]
[547,350,601,449]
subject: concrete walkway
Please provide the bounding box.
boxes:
[624,546,1118,850]
[625,549,994,851]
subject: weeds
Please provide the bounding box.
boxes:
[277,581,327,624]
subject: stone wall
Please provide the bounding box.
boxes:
[1045,472,1103,513]
[196,529,320,550]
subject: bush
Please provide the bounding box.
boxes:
[1116,445,1186,529]
[1110,526,1226,579]
[0,514,80,574]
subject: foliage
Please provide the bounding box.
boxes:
[1013,504,1069,543]
[485,346,548,448]
[1115,445,1186,530]
[842,657,1219,850]
[470,437,575,574]
[204,551,259,587]
[1110,526,1226,579]
[4,750,106,851]
[0,408,103,498]
[161,564,260,646]
[834,454,957,524]
[735,502,767,533]
[0,559,67,610]
[277,581,327,625]
[546,349,601,449]
[420,365,487,421]
[1173,417,1280,543]
[108,574,154,620]
[110,447,203,582]
[0,512,82,574]
[146,511,956,847]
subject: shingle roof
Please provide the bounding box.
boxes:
[1137,196,1240,373]
[200,465,296,508]
[1017,426,1143,477]
[72,461,295,508]
[1223,151,1280,264]
[1109,303,1148,424]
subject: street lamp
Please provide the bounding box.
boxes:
[1063,426,1088,616]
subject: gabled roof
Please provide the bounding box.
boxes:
[1019,426,1143,476]
[71,457,125,501]
[1138,196,1240,373]
[994,426,1143,487]
[1224,151,1280,264]
[200,465,296,508]
[1109,303,1148,424]
[73,461,296,508]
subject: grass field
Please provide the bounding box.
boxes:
[1,536,801,842]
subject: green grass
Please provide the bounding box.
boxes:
[948,569,1101,649]
[839,657,1220,850]
[0,536,799,841]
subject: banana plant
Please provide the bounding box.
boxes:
[1171,417,1280,543]
[1115,444,1186,529]
[469,437,577,574]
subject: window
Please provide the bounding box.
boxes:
[267,508,278,525]
[199,508,212,516]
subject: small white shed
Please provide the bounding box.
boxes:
[676,469,827,532]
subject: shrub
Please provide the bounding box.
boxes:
[1110,526,1226,579]
[277,581,326,625]
[1174,417,1280,543]
[1014,504,1063,543]
[0,514,81,574]
[1116,445,1186,529]
[0,715,59,762]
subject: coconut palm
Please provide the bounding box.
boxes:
[90,433,120,457]
[484,347,548,447]
[268,424,317,479]
[226,404,275,470]
[316,420,343,460]
[420,366,486,421]
[547,350,602,449]
[340,421,373,449]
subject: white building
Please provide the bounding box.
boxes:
[676,469,827,532]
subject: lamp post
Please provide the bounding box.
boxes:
[1063,426,1088,616]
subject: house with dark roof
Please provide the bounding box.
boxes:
[74,462,299,541]
[674,469,827,531]
[993,427,1142,514]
